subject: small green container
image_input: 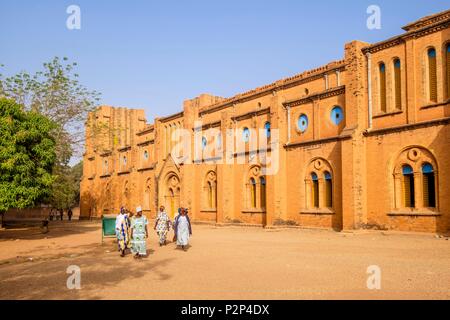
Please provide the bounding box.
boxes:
[102,215,117,243]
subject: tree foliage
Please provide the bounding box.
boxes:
[49,161,83,210]
[0,57,100,166]
[0,98,56,213]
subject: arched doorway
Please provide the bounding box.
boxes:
[165,174,180,219]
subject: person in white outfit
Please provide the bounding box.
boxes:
[173,208,192,251]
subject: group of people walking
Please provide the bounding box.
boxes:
[115,205,192,258]
[49,208,73,221]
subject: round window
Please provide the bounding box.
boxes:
[297,114,308,133]
[330,106,344,125]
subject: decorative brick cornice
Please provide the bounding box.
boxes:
[363,11,450,54]
[159,111,184,123]
[363,117,450,137]
[193,120,221,131]
[231,107,271,122]
[198,61,346,117]
[402,9,450,32]
[117,145,131,152]
[283,86,345,108]
[136,126,154,136]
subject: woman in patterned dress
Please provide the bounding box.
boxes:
[115,207,130,257]
[130,206,148,258]
[154,205,171,246]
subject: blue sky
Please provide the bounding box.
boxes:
[1,0,449,122]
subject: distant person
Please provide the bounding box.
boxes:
[154,205,171,246]
[173,207,192,251]
[59,209,64,221]
[49,209,55,221]
[131,206,148,258]
[67,208,73,221]
[115,207,130,257]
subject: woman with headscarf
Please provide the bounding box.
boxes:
[131,206,148,258]
[173,207,192,251]
[154,205,171,246]
[115,207,130,257]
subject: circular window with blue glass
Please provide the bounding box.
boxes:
[297,114,308,133]
[330,106,344,125]
[242,127,250,143]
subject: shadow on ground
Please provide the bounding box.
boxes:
[0,222,100,242]
[0,243,175,299]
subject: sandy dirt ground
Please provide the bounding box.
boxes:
[0,221,449,300]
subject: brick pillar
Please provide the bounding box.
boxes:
[342,40,370,231]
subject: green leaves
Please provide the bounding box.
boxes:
[0,57,101,166]
[0,98,57,212]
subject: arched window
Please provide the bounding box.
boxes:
[324,172,333,208]
[207,181,213,208]
[204,171,217,210]
[298,114,309,133]
[311,173,319,208]
[243,127,250,143]
[264,122,271,138]
[379,63,387,112]
[330,106,344,125]
[216,133,222,149]
[260,177,266,208]
[394,59,402,109]
[422,163,436,208]
[402,165,415,208]
[202,136,207,150]
[428,48,437,102]
[446,44,450,99]
[250,178,257,208]
[102,159,109,175]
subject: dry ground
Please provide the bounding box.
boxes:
[0,221,449,300]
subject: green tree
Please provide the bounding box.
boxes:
[0,98,56,226]
[49,161,83,210]
[0,57,100,166]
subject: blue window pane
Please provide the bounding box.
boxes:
[447,44,450,53]
[331,106,344,125]
[243,128,250,143]
[311,172,318,181]
[428,48,436,58]
[394,59,401,69]
[324,172,332,180]
[260,177,266,185]
[402,165,413,175]
[250,178,256,185]
[422,163,434,174]
[264,122,271,138]
[202,137,207,149]
[216,134,222,148]
[298,114,308,132]
[379,63,386,72]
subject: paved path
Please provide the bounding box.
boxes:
[0,221,449,300]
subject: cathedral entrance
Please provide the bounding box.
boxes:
[165,174,180,219]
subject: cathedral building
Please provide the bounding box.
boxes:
[81,10,450,234]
